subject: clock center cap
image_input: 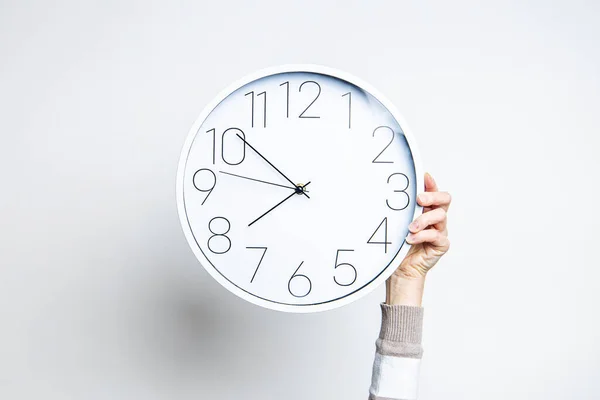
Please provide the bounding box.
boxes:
[295,183,307,194]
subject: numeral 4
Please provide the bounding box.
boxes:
[367,217,391,253]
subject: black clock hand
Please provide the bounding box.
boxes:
[248,182,311,227]
[219,171,300,191]
[236,134,310,199]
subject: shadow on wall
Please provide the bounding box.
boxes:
[122,216,334,392]
[88,198,377,400]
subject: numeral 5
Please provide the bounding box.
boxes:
[333,249,357,286]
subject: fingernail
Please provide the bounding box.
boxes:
[406,233,414,243]
[409,221,418,231]
[418,194,426,204]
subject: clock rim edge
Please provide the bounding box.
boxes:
[176,64,424,313]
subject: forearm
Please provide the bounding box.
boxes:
[369,277,425,400]
[385,275,425,307]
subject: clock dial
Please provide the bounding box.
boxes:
[177,65,423,312]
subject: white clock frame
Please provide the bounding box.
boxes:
[176,64,424,313]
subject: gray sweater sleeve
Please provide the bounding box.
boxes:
[369,304,424,400]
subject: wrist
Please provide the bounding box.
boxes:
[386,274,425,306]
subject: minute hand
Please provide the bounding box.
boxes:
[236,134,309,199]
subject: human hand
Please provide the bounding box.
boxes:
[386,172,451,306]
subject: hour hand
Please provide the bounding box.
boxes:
[248,182,311,227]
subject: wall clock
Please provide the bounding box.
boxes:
[176,65,423,312]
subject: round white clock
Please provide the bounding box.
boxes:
[176,65,423,313]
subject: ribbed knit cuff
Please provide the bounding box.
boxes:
[379,303,424,344]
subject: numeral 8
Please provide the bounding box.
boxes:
[207,217,231,254]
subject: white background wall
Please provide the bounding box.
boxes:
[1,1,599,399]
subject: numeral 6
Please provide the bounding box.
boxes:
[288,262,312,298]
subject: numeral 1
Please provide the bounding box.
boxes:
[342,92,351,129]
[207,128,216,164]
[245,90,267,127]
[280,81,290,118]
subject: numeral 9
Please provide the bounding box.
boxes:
[193,168,216,205]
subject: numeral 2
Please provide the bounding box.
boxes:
[298,81,321,118]
[372,126,394,163]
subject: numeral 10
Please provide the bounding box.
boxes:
[206,127,246,165]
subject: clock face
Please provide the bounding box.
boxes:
[177,65,423,313]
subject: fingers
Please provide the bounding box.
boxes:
[406,228,449,248]
[410,172,451,238]
[419,173,451,210]
[417,191,451,210]
[424,172,438,193]
[408,207,447,233]
[408,173,452,231]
